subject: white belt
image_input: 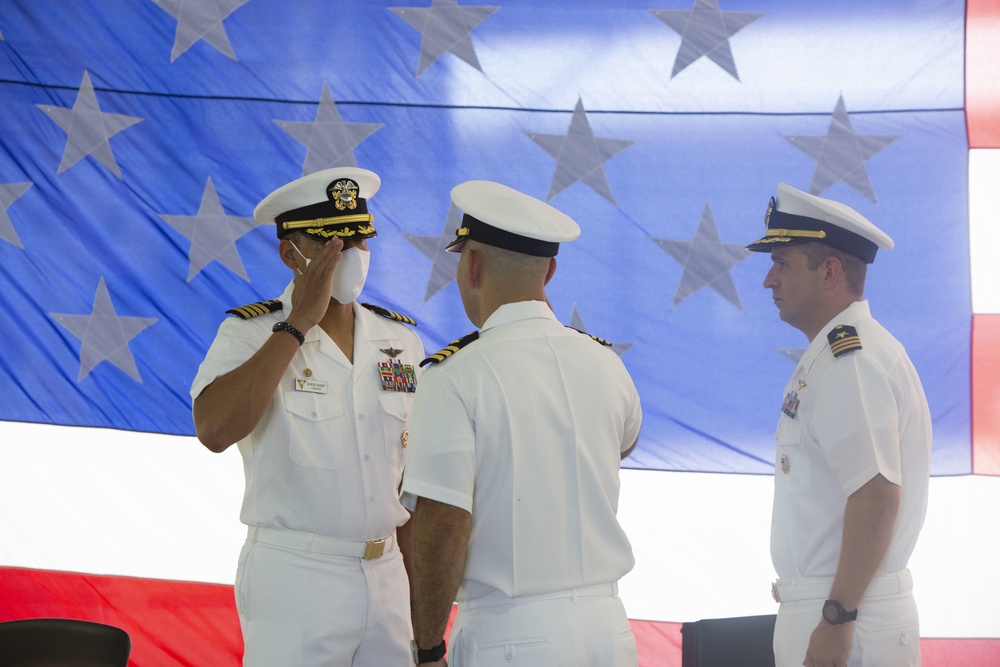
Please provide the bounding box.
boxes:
[463,582,618,610]
[772,569,913,603]
[248,526,394,560]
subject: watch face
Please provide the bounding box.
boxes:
[822,599,856,624]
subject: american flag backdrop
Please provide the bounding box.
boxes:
[1,1,999,664]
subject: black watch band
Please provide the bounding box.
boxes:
[822,598,858,625]
[411,639,446,664]
[272,321,304,346]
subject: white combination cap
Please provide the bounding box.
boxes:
[254,167,381,241]
[746,182,893,263]
[447,180,581,257]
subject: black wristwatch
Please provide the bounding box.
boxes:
[822,599,858,625]
[411,639,446,664]
[272,321,304,346]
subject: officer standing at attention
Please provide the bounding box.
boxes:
[746,183,932,667]
[402,180,642,666]
[190,167,423,666]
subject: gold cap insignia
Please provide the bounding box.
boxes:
[329,179,359,211]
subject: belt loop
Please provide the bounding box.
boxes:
[305,532,314,554]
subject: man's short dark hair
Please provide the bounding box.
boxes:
[799,242,867,296]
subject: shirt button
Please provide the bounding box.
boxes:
[311,411,318,418]
[369,496,375,503]
[358,413,365,420]
[364,454,370,461]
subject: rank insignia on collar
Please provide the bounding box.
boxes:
[380,347,403,358]
[782,390,799,419]
[378,360,417,393]
[828,324,861,357]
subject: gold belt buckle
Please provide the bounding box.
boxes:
[362,539,386,560]
[771,582,780,603]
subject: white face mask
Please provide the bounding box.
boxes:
[290,241,370,304]
[331,247,370,303]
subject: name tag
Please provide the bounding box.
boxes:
[295,378,329,394]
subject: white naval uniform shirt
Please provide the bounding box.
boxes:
[191,280,424,541]
[771,300,932,580]
[402,300,642,600]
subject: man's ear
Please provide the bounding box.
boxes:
[543,257,557,286]
[821,256,843,287]
[278,238,298,271]
[466,247,483,288]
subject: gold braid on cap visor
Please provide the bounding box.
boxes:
[281,214,376,238]
[754,228,828,244]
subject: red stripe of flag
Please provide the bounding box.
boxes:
[967,0,1000,148]
[3,568,998,665]
[972,315,1000,474]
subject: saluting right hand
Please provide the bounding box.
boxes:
[288,237,344,331]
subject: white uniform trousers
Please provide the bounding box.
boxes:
[235,528,411,667]
[448,583,637,667]
[772,570,920,667]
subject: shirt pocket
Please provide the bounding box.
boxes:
[378,392,412,468]
[775,416,811,493]
[282,387,347,469]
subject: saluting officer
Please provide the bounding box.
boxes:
[191,167,423,666]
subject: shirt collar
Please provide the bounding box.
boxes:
[278,279,296,319]
[480,300,556,333]
[796,300,871,374]
[819,299,870,336]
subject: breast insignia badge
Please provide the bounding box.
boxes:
[378,359,417,393]
[782,390,800,418]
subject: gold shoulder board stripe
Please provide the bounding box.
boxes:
[567,326,612,347]
[827,324,862,358]
[226,299,282,320]
[420,331,479,367]
[362,302,417,327]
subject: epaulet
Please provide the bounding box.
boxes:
[420,331,479,367]
[827,324,862,358]
[226,299,282,320]
[362,302,417,327]
[567,326,612,347]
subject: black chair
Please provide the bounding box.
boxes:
[681,614,776,667]
[0,618,131,667]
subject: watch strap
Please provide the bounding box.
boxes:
[823,598,858,624]
[272,321,305,346]
[412,639,446,664]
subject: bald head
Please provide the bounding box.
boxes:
[457,240,557,327]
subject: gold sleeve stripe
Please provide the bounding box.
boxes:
[420,331,479,367]
[830,337,862,356]
[225,299,282,320]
